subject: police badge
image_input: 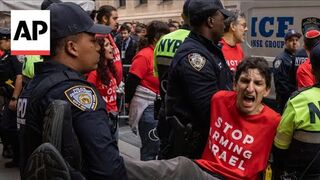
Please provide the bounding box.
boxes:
[188,53,206,71]
[64,85,98,111]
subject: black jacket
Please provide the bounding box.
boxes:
[18,61,127,180]
[0,51,22,97]
[115,36,138,65]
[273,49,301,113]
[165,31,233,158]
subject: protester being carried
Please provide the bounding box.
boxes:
[125,57,280,180]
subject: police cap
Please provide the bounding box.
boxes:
[182,0,191,17]
[302,17,320,36]
[41,0,62,10]
[310,42,320,74]
[0,28,10,40]
[187,0,233,18]
[48,2,111,39]
[284,29,302,41]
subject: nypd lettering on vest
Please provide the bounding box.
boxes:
[17,98,28,129]
[64,85,98,111]
[188,53,206,71]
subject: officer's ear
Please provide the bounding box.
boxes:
[64,35,81,57]
[65,40,78,57]
[207,16,215,28]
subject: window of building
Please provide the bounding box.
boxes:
[119,0,126,7]
[140,0,147,4]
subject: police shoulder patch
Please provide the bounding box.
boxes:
[273,59,282,69]
[64,85,98,111]
[188,53,206,71]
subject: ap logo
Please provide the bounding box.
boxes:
[11,10,50,55]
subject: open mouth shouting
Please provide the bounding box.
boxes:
[243,94,255,107]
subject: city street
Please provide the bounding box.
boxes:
[0,119,141,180]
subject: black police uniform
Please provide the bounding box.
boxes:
[293,48,309,81]
[0,50,22,163]
[273,49,301,113]
[164,31,233,159]
[17,61,127,180]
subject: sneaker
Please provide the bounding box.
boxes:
[4,160,19,168]
[23,143,71,180]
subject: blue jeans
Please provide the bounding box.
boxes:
[138,105,159,161]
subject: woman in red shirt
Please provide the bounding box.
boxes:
[87,35,120,136]
[125,21,170,160]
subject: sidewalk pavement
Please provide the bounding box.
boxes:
[0,122,141,180]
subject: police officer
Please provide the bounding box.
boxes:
[273,42,320,179]
[17,2,127,180]
[273,29,302,113]
[165,0,233,159]
[153,0,191,159]
[0,27,23,168]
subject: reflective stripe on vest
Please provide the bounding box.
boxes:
[294,131,320,144]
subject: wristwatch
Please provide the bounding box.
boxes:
[11,97,18,101]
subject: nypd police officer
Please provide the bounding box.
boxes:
[273,41,320,179]
[0,28,23,168]
[153,0,191,159]
[164,0,233,159]
[273,29,302,113]
[17,2,127,180]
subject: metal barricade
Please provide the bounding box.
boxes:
[118,64,131,120]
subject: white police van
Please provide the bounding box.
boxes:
[232,0,320,101]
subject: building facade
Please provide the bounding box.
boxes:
[95,0,239,24]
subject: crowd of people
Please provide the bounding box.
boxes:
[1,0,320,179]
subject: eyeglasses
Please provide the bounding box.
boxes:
[238,23,247,29]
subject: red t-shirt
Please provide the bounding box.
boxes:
[87,70,118,113]
[195,91,280,180]
[220,38,244,72]
[129,46,159,94]
[296,58,316,89]
[107,34,123,84]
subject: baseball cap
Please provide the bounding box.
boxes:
[301,17,320,36]
[188,0,233,18]
[48,2,111,40]
[0,28,10,40]
[284,29,302,41]
[305,29,320,39]
[41,0,62,10]
[182,0,191,17]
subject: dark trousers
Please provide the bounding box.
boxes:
[124,156,222,180]
[0,105,19,163]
